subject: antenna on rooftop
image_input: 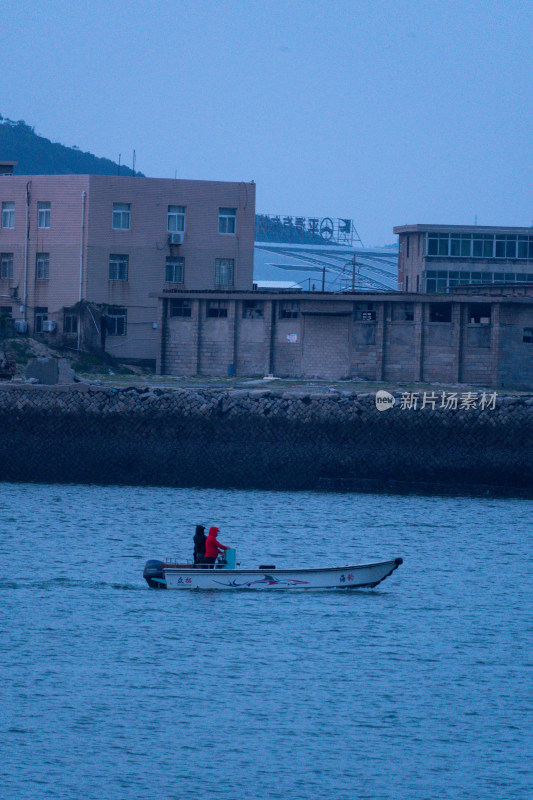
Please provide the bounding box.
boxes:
[117,154,121,176]
[132,150,136,177]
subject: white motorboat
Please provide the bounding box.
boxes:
[143,549,403,590]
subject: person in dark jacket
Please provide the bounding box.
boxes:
[193,525,207,565]
[203,526,229,568]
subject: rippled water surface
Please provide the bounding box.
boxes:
[0,483,531,799]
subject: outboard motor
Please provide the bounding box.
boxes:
[143,559,167,589]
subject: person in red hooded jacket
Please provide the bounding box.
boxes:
[203,526,229,568]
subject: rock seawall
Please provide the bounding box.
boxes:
[1,385,532,495]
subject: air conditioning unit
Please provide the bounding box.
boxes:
[41,320,57,333]
[168,232,184,245]
[14,319,28,333]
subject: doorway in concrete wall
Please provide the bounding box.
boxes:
[301,313,351,380]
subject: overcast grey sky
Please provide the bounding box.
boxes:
[1,0,532,245]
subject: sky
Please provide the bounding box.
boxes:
[1,0,532,245]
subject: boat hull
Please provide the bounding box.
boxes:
[147,558,402,590]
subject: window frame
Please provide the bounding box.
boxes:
[167,205,186,233]
[108,254,129,281]
[279,301,300,320]
[429,303,452,323]
[37,202,51,229]
[392,302,414,322]
[106,307,127,336]
[215,258,234,287]
[218,207,237,235]
[0,306,12,336]
[165,256,185,284]
[426,231,533,261]
[63,311,78,334]
[468,304,491,324]
[242,300,264,319]
[112,203,131,230]
[169,299,192,318]
[354,302,376,321]
[206,300,228,318]
[1,201,14,229]
[36,252,50,280]
[0,253,14,279]
[34,306,48,333]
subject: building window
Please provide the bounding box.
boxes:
[167,205,186,232]
[427,233,449,256]
[165,257,185,283]
[112,203,131,230]
[392,303,414,322]
[218,207,236,234]
[518,236,533,259]
[215,258,234,286]
[426,231,533,261]
[523,327,533,344]
[63,310,78,333]
[37,202,51,229]
[36,253,50,279]
[1,201,14,228]
[34,307,48,333]
[206,301,228,318]
[243,300,264,319]
[0,253,13,279]
[109,254,129,281]
[0,307,12,336]
[425,269,533,291]
[430,303,452,322]
[354,302,376,321]
[468,304,491,324]
[106,307,127,335]
[0,304,11,332]
[169,299,192,317]
[450,234,472,257]
[425,270,449,292]
[279,301,300,319]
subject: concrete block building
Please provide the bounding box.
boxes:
[0,174,255,363]
[395,224,533,293]
[155,286,533,388]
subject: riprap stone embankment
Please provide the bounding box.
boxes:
[1,385,532,495]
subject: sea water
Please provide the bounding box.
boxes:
[0,483,531,800]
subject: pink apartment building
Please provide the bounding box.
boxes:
[0,173,255,363]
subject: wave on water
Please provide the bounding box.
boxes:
[0,577,143,591]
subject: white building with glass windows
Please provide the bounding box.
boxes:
[394,224,533,293]
[0,173,255,364]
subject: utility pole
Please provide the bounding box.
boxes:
[351,253,356,292]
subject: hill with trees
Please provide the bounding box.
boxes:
[0,116,143,176]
